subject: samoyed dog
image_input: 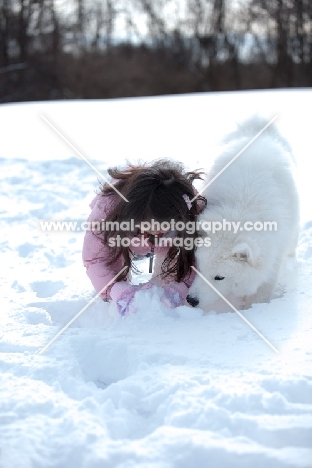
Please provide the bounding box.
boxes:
[187,116,299,312]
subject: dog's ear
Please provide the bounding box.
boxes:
[232,242,254,264]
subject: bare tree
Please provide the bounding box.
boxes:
[0,0,10,66]
[249,0,312,86]
[1,0,311,102]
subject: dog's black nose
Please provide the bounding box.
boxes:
[186,295,199,307]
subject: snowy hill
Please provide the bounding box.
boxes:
[0,89,312,467]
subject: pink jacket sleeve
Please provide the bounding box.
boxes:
[82,194,123,299]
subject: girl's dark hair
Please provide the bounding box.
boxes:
[98,159,207,283]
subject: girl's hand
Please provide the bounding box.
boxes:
[110,281,152,316]
[161,282,189,308]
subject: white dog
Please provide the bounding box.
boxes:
[187,116,299,311]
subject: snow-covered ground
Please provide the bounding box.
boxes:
[0,89,312,468]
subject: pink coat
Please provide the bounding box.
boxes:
[82,193,200,299]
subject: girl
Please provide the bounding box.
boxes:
[82,159,206,315]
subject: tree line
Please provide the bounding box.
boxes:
[0,0,311,103]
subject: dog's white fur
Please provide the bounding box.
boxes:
[188,116,300,311]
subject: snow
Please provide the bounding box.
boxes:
[0,89,312,468]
